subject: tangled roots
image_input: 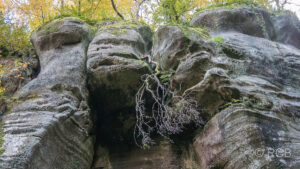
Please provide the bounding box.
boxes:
[134,74,204,148]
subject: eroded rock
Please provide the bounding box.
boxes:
[87,22,152,113]
[153,25,214,71]
[190,7,275,39]
[0,5,299,169]
[92,141,182,169]
[188,9,300,169]
[190,6,300,49]
[272,12,300,49]
[194,105,292,169]
[151,6,300,168]
[0,18,94,169]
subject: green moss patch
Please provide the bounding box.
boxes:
[194,0,267,16]
[34,17,88,37]
[162,23,211,40]
[0,121,5,155]
[212,37,224,43]
[97,20,148,36]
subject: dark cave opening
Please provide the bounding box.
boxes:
[87,84,202,169]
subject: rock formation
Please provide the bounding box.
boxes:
[0,18,94,169]
[0,5,300,169]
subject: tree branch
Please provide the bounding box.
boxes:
[110,0,124,20]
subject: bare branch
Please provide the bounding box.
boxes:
[110,0,124,20]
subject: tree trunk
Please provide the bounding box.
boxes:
[274,0,280,10]
[41,6,45,24]
[61,0,64,14]
[78,0,81,16]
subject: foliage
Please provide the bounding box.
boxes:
[0,58,30,122]
[152,0,272,25]
[0,0,288,56]
[219,97,271,111]
[153,0,195,24]
[159,69,176,83]
[0,81,4,98]
[0,15,31,56]
[195,0,271,14]
[0,58,29,94]
[0,59,30,80]
[2,0,140,30]
[0,0,4,13]
[3,0,57,29]
[212,36,224,43]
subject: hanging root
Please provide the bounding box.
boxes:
[134,74,204,148]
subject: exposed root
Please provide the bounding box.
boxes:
[134,74,204,148]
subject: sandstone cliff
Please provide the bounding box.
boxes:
[0,6,300,169]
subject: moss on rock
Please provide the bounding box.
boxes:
[97,20,149,36]
[0,121,5,155]
[193,0,267,17]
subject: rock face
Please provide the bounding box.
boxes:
[152,6,300,169]
[272,12,300,49]
[191,32,300,169]
[93,141,182,169]
[191,6,300,49]
[1,5,300,169]
[190,7,276,40]
[0,18,94,169]
[153,25,214,71]
[87,22,152,113]
[186,6,300,169]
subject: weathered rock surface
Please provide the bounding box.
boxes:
[92,141,183,169]
[272,12,300,49]
[1,5,300,169]
[191,6,300,49]
[153,25,214,71]
[191,32,300,169]
[0,18,94,169]
[87,22,152,113]
[153,6,300,169]
[190,7,276,40]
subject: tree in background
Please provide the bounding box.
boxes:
[0,0,4,13]
[150,0,276,25]
[133,0,150,20]
[2,0,138,30]
[0,14,31,56]
[1,0,283,30]
[153,0,195,24]
[271,0,292,11]
[3,0,57,29]
[0,0,31,56]
[0,0,295,56]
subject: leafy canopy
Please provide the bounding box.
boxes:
[153,0,272,25]
[0,0,289,57]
